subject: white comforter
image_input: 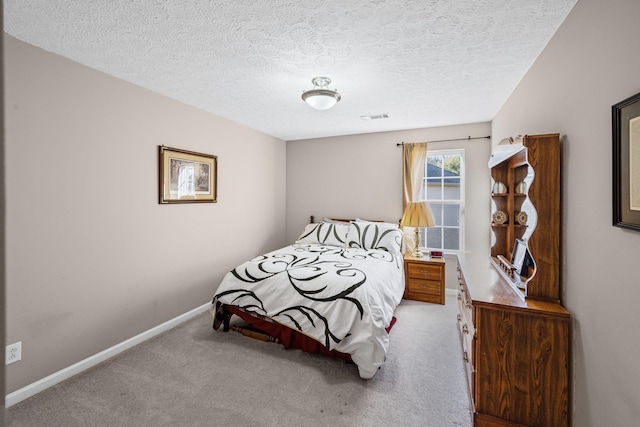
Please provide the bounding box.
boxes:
[212,243,405,378]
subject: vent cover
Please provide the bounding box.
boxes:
[361,113,390,120]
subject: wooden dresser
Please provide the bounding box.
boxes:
[457,134,571,426]
[457,253,570,427]
[403,255,445,304]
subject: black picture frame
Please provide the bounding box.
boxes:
[613,91,640,231]
[510,238,530,277]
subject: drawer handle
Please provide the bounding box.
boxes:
[457,314,461,322]
[457,293,462,301]
[462,324,469,334]
[463,351,469,363]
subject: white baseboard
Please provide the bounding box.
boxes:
[5,302,211,408]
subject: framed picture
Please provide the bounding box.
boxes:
[613,91,640,231]
[159,146,217,204]
[510,238,531,277]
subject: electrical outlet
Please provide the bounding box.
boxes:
[6,342,22,365]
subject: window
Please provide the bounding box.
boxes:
[420,149,464,253]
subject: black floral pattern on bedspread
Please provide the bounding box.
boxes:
[213,244,400,350]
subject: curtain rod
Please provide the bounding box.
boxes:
[396,135,490,146]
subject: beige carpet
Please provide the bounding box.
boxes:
[7,294,472,427]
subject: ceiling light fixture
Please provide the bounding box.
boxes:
[301,77,341,110]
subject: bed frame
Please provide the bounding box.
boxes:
[213,301,355,361]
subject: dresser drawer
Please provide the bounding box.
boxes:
[457,311,475,397]
[457,270,475,338]
[462,340,475,405]
[456,264,476,406]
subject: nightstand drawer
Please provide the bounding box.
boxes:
[407,263,442,280]
[406,278,442,296]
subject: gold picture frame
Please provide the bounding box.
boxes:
[159,146,217,204]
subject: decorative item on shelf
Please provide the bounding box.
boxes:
[516,211,528,225]
[492,181,507,194]
[301,76,341,110]
[498,135,524,146]
[510,238,531,279]
[492,210,508,225]
[400,201,436,257]
[515,180,528,194]
[497,254,516,278]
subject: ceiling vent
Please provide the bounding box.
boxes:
[361,113,390,120]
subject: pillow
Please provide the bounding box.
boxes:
[296,222,349,247]
[345,221,402,256]
[322,217,349,224]
[354,218,399,229]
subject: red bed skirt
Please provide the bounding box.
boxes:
[225,305,397,363]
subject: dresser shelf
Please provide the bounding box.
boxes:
[489,134,561,302]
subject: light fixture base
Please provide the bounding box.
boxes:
[411,247,424,258]
[311,76,332,87]
[411,227,424,258]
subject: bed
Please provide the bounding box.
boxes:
[210,216,405,379]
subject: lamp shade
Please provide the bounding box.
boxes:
[401,201,436,228]
[301,76,341,110]
[302,91,340,110]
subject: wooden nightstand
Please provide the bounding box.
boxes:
[403,255,445,304]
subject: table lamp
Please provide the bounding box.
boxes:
[400,201,436,257]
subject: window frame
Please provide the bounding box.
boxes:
[421,148,465,254]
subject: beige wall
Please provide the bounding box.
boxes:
[286,122,492,288]
[1,3,6,422]
[492,0,640,425]
[4,35,287,393]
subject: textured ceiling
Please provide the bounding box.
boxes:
[5,0,577,141]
